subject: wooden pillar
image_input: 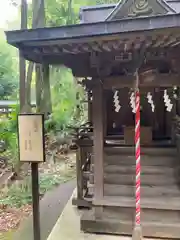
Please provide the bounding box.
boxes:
[177,87,180,116]
[76,146,83,202]
[87,90,92,124]
[92,81,104,202]
[171,92,176,143]
[103,90,107,137]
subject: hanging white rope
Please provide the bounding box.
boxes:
[113,90,121,112]
[147,92,155,112]
[130,91,136,113]
[163,89,173,112]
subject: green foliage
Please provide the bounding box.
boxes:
[0,105,19,141]
[45,67,86,133]
[0,31,18,100]
[0,231,15,240]
[0,106,19,169]
[28,0,120,28]
[0,169,75,208]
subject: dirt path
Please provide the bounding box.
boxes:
[13,179,76,240]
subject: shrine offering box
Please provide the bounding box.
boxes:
[124,126,152,145]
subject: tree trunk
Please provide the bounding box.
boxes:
[25,0,46,111]
[42,64,52,116]
[35,64,43,113]
[19,0,27,112]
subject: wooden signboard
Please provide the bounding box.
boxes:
[18,114,45,162]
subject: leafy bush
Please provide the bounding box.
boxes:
[0,171,74,208]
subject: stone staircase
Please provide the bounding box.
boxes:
[81,146,180,238]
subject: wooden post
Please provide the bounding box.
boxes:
[76,146,83,203]
[31,163,41,240]
[92,81,104,203]
[19,0,27,111]
[87,90,92,124]
[103,90,107,138]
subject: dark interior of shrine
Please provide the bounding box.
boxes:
[105,88,175,144]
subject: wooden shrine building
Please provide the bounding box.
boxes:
[6,0,180,238]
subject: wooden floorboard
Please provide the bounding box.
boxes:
[103,184,180,197]
[93,196,180,210]
[104,164,176,175]
[105,146,176,156]
[104,173,177,185]
[105,155,176,166]
[102,206,180,223]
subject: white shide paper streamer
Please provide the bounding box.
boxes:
[147,92,155,112]
[113,90,121,113]
[163,89,173,112]
[130,91,136,113]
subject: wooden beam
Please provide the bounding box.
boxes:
[140,73,180,87]
[103,76,134,89]
[103,73,180,89]
[92,81,104,201]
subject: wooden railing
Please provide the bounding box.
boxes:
[0,101,36,118]
[70,123,93,208]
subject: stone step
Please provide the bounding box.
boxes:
[81,210,180,238]
[102,184,180,197]
[105,155,176,166]
[105,146,176,156]
[104,173,177,185]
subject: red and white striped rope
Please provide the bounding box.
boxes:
[135,89,141,226]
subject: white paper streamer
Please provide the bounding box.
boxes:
[113,90,121,112]
[130,92,136,113]
[147,92,155,112]
[163,89,173,112]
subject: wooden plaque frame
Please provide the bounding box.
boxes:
[18,114,45,162]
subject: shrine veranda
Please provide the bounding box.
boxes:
[6,0,180,238]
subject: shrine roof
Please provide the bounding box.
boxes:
[6,13,180,60]
[5,1,180,77]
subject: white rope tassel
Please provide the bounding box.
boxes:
[147,92,155,112]
[113,90,121,112]
[130,91,136,113]
[163,89,173,112]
